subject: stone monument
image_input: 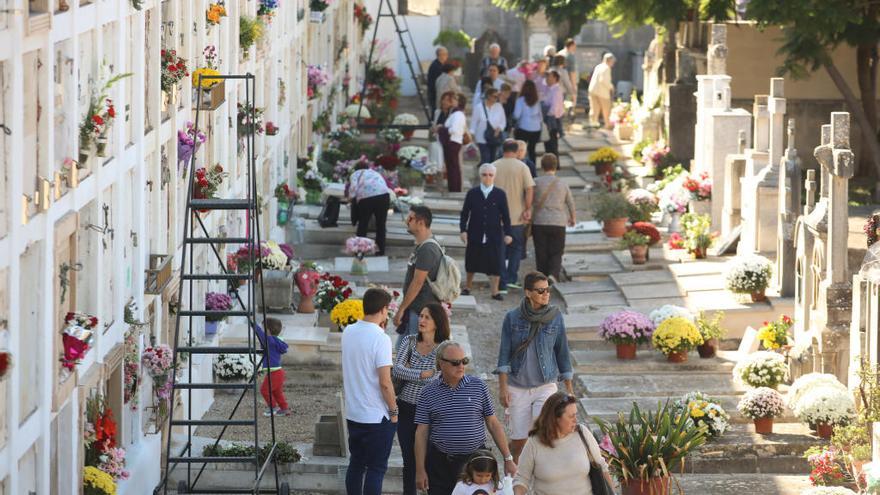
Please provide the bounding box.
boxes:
[720,130,748,238]
[774,119,801,297]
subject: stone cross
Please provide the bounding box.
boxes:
[768,78,786,169]
[707,24,728,76]
[814,112,854,285]
[752,95,770,154]
[804,169,816,214]
[819,124,831,198]
[775,118,800,297]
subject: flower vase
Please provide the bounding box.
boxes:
[95,137,108,157]
[350,255,368,275]
[751,290,768,303]
[666,351,688,363]
[692,247,706,259]
[629,245,648,265]
[754,417,774,434]
[816,422,834,439]
[78,151,89,168]
[277,201,290,226]
[616,342,637,360]
[205,320,219,337]
[668,212,682,233]
[697,338,718,358]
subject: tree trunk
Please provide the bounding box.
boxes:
[823,60,880,180]
[663,21,678,84]
[856,43,879,179]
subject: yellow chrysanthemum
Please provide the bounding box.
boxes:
[690,407,705,418]
[192,67,221,88]
[83,466,117,495]
[331,299,364,328]
[652,317,703,355]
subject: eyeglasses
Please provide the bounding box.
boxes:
[441,357,470,367]
[480,173,494,177]
[527,287,550,295]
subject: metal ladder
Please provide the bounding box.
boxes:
[156,73,288,495]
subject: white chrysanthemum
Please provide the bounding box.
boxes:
[791,385,855,426]
[787,373,846,409]
[648,304,695,327]
[733,351,787,388]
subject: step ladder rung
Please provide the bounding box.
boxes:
[174,382,253,390]
[189,199,254,210]
[179,310,251,318]
[181,273,251,281]
[168,456,257,464]
[170,419,256,427]
[177,346,257,355]
[186,237,252,244]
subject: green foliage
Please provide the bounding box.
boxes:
[620,231,650,247]
[203,441,302,464]
[492,0,599,28]
[239,16,264,57]
[856,359,880,423]
[595,400,709,483]
[632,139,652,161]
[681,213,713,251]
[696,311,726,341]
[831,421,872,462]
[591,191,633,221]
[432,29,473,50]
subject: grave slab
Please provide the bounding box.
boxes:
[686,289,757,311]
[559,176,587,188]
[564,307,632,332]
[564,291,628,309]
[611,270,675,286]
[553,279,618,296]
[562,253,623,276]
[668,260,727,277]
[620,283,683,300]
[334,256,390,272]
[566,221,602,234]
[270,312,320,327]
[579,372,744,397]
[452,295,477,311]
[676,274,727,293]
[627,297,688,315]
[571,349,740,373]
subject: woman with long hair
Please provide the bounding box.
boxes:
[513,80,543,164]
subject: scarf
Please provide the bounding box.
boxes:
[514,298,559,356]
[480,184,494,198]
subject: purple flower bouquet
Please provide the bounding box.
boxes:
[205,291,233,321]
[598,310,655,345]
[177,121,207,171]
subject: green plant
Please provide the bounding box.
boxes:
[856,359,880,422]
[831,421,871,461]
[588,147,621,166]
[432,29,473,50]
[681,213,714,252]
[239,16,264,57]
[595,401,709,484]
[591,192,633,222]
[632,138,652,160]
[203,441,301,464]
[696,311,726,341]
[620,231,650,248]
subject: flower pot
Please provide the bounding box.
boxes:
[95,137,108,157]
[697,338,718,358]
[666,350,688,363]
[621,476,670,495]
[78,151,89,167]
[403,130,415,140]
[691,247,706,259]
[614,123,634,141]
[297,296,316,314]
[309,10,325,23]
[751,290,768,303]
[629,244,648,264]
[667,212,682,233]
[602,217,628,238]
[816,422,834,439]
[350,256,368,275]
[205,320,219,336]
[277,201,290,225]
[616,342,637,360]
[593,162,614,176]
[754,416,774,434]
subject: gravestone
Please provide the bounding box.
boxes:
[774,119,801,297]
[313,393,348,457]
[720,130,748,238]
[255,269,295,312]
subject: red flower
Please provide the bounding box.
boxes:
[214,164,223,172]
[65,312,75,322]
[782,315,792,325]
[168,65,177,72]
[92,115,104,125]
[89,317,98,327]
[343,288,352,297]
[107,106,116,118]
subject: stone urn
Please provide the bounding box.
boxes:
[697,338,718,358]
[754,416,774,435]
[602,218,628,238]
[616,342,637,360]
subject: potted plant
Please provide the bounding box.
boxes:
[345,236,377,275]
[393,113,419,139]
[791,384,855,439]
[684,171,712,215]
[141,344,176,422]
[737,387,786,434]
[315,273,353,314]
[757,315,793,352]
[648,304,694,327]
[588,147,620,176]
[725,254,773,302]
[237,102,265,136]
[626,189,658,223]
[330,298,365,331]
[598,310,655,360]
[192,164,228,211]
[787,373,847,416]
[620,231,650,265]
[695,311,725,358]
[294,262,322,313]
[160,48,188,104]
[83,466,116,495]
[674,391,730,438]
[652,316,703,363]
[213,353,255,391]
[680,212,713,259]
[609,100,633,141]
[595,401,708,495]
[592,191,632,238]
[204,292,232,336]
[629,222,661,261]
[732,351,787,389]
[274,181,297,226]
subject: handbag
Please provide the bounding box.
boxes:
[523,177,559,240]
[482,102,504,147]
[576,425,616,495]
[392,336,416,395]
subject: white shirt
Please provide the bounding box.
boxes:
[342,320,393,424]
[588,62,614,98]
[452,481,497,495]
[473,78,504,103]
[444,110,467,144]
[469,102,507,144]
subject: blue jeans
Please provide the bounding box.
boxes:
[346,418,397,495]
[395,309,421,352]
[501,225,526,288]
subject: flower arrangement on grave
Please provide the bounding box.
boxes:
[737,387,785,434]
[695,311,725,358]
[83,395,129,482]
[193,164,227,203]
[345,103,372,119]
[334,156,373,182]
[79,70,130,158]
[398,145,429,171]
[346,236,378,274]
[648,304,695,327]
[331,299,365,329]
[192,45,221,89]
[237,102,265,136]
[239,16,264,58]
[294,262,323,313]
[864,213,880,247]
[620,231,651,265]
[177,121,206,168]
[307,64,331,100]
[652,317,703,362]
[315,273,354,313]
[160,49,188,93]
[588,147,620,175]
[214,353,255,381]
[684,171,712,201]
[354,2,373,36]
[640,139,676,176]
[609,100,633,127]
[657,174,691,215]
[258,0,279,20]
[674,391,730,438]
[275,181,297,204]
[205,292,233,322]
[61,312,97,371]
[725,254,773,300]
[805,447,850,488]
[310,0,331,12]
[83,465,116,495]
[792,383,855,434]
[626,189,658,223]
[122,329,140,409]
[733,351,787,388]
[237,241,292,272]
[141,344,176,423]
[206,3,227,25]
[265,121,280,136]
[667,232,685,249]
[393,113,419,126]
[591,191,633,238]
[629,222,661,245]
[379,128,405,145]
[788,373,847,411]
[757,315,793,350]
[680,213,714,258]
[598,310,654,359]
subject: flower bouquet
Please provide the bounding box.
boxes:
[307,64,330,100]
[674,391,730,438]
[345,236,378,275]
[61,312,97,371]
[258,0,279,21]
[757,315,793,351]
[640,139,674,175]
[295,262,323,313]
[657,175,691,218]
[84,395,128,480]
[737,387,786,434]
[379,128,405,145]
[141,344,176,423]
[205,292,233,335]
[160,49,188,94]
[725,254,773,301]
[684,171,712,202]
[791,383,855,438]
[652,316,703,362]
[79,70,130,161]
[274,181,297,225]
[315,273,353,313]
[588,147,620,176]
[330,299,365,330]
[733,351,787,388]
[177,121,206,169]
[598,310,655,359]
[265,121,279,136]
[667,232,686,249]
[193,164,228,208]
[609,100,633,140]
[83,466,116,495]
[345,104,372,119]
[206,3,227,25]
[354,2,373,36]
[648,304,695,327]
[695,311,725,358]
[626,189,658,223]
[237,102,265,136]
[214,353,255,382]
[680,212,714,259]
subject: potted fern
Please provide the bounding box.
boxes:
[592,191,632,238]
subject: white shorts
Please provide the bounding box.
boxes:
[507,382,558,440]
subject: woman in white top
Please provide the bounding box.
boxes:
[514,392,614,495]
[437,92,467,192]
[347,162,392,255]
[470,88,507,165]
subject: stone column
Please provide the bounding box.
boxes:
[775,119,800,297]
[815,112,854,286]
[721,130,748,236]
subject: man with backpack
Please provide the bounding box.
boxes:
[394,205,460,348]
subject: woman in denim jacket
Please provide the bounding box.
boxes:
[495,271,573,463]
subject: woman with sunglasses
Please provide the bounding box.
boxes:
[495,271,573,463]
[513,391,614,494]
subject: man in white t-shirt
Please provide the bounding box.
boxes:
[342,288,397,495]
[588,52,616,129]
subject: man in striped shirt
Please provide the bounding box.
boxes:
[414,341,516,494]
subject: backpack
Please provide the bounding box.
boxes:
[421,238,461,303]
[318,196,340,228]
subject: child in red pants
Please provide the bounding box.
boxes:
[255,317,290,416]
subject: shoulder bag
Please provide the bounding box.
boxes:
[482,102,504,147]
[392,337,416,395]
[523,177,559,240]
[576,425,616,495]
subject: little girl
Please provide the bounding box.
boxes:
[452,450,501,495]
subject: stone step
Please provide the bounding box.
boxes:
[673,474,810,493]
[565,307,634,338]
[561,253,624,277]
[581,395,796,424]
[683,455,809,474]
[571,349,739,374]
[578,372,745,397]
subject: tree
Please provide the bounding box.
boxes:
[746,0,880,178]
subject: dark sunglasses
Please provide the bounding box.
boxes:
[527,287,550,294]
[441,357,470,367]
[556,394,578,411]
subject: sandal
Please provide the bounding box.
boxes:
[461,288,471,296]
